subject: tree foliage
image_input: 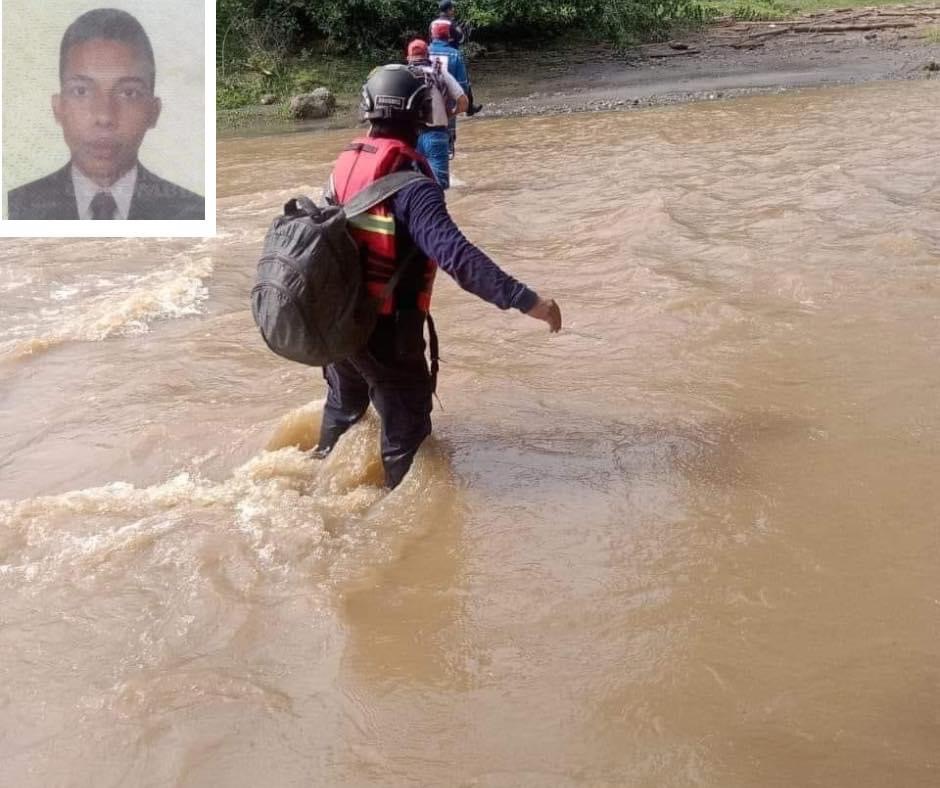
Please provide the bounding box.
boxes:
[219,0,708,63]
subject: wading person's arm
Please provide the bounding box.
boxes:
[442,71,469,117]
[393,180,562,332]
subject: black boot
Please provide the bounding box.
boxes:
[466,86,483,117]
[312,409,364,459]
[383,448,418,489]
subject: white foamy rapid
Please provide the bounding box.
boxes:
[0,253,213,360]
[0,404,455,595]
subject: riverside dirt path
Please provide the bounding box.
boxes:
[472,4,940,118]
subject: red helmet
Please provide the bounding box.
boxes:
[407,38,429,61]
[430,19,451,41]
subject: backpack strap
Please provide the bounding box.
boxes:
[426,313,440,394]
[341,170,434,304]
[377,244,425,301]
[342,171,430,218]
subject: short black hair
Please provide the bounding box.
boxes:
[368,119,418,146]
[439,1,455,12]
[59,8,155,90]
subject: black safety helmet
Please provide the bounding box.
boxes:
[360,64,431,126]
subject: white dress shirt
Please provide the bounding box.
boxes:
[71,164,138,220]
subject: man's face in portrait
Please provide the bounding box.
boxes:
[52,38,161,187]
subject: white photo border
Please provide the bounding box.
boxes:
[0,0,216,238]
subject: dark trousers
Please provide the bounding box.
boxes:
[466,85,479,114]
[318,313,432,488]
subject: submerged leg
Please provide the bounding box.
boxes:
[361,321,434,488]
[316,359,370,455]
[371,362,433,488]
[466,85,483,116]
[447,116,457,159]
[417,130,451,190]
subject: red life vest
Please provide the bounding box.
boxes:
[329,137,437,316]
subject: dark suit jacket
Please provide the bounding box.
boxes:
[7,163,204,220]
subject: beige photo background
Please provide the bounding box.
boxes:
[2,0,205,217]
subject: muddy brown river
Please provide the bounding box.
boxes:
[1,82,938,786]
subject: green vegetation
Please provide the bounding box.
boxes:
[218,50,372,113]
[217,0,711,110]
[217,0,931,111]
[702,0,919,20]
[924,25,940,43]
[218,0,709,58]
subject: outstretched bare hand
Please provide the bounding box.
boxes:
[526,297,562,333]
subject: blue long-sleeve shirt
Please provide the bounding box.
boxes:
[391,179,538,313]
[429,40,469,93]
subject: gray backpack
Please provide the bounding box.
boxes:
[251,171,428,367]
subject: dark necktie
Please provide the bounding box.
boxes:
[90,191,117,220]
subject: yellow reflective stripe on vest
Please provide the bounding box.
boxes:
[349,212,395,235]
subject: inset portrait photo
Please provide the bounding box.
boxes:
[1,0,214,236]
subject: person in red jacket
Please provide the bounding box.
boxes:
[316,65,561,488]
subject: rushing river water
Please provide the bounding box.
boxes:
[1,81,938,787]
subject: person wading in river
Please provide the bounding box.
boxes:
[429,17,479,158]
[431,1,465,49]
[431,2,482,116]
[406,38,467,190]
[429,3,482,115]
[315,64,561,488]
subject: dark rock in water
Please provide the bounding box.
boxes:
[864,31,878,41]
[260,94,277,106]
[925,61,940,72]
[289,88,336,120]
[669,42,690,50]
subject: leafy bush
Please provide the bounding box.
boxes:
[217,77,264,110]
[596,1,711,43]
[219,0,711,67]
[217,0,712,108]
[700,1,795,20]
